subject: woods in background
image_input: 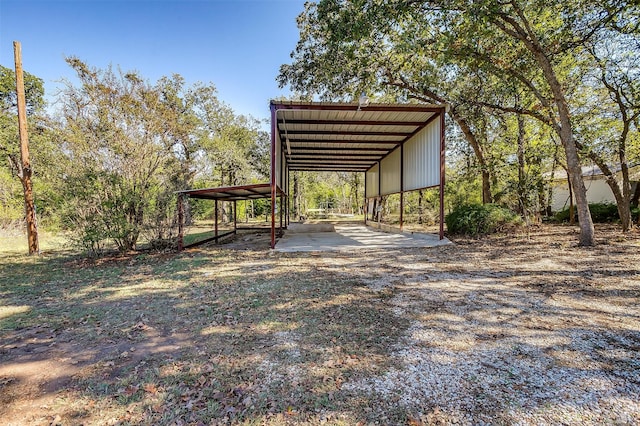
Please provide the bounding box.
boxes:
[279,0,640,245]
[1,0,639,252]
[1,59,269,254]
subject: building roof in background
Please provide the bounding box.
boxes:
[550,163,640,181]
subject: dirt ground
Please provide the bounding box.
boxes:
[0,224,639,425]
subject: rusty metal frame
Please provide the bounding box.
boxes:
[178,101,446,252]
[439,109,446,240]
[270,103,277,249]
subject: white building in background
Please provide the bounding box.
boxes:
[550,164,640,212]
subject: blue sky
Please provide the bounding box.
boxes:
[0,0,307,122]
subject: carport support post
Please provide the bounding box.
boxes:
[364,173,367,225]
[279,193,283,231]
[234,200,237,233]
[400,144,404,231]
[439,108,446,240]
[177,194,184,251]
[214,199,219,242]
[270,103,277,249]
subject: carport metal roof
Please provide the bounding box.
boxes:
[177,183,284,201]
[272,101,443,172]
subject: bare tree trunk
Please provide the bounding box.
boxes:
[631,182,640,208]
[568,172,575,226]
[573,139,634,232]
[516,112,527,216]
[13,41,39,255]
[588,156,632,232]
[452,110,492,204]
[494,6,594,245]
[418,189,424,224]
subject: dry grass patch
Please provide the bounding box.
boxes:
[0,224,639,425]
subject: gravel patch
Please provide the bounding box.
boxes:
[342,243,640,425]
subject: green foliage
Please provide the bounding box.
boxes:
[54,59,270,254]
[554,203,639,223]
[0,167,22,227]
[0,65,45,114]
[445,204,524,236]
[280,0,640,241]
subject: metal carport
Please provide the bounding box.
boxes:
[269,101,446,249]
[177,101,446,250]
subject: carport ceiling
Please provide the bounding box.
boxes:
[274,102,443,172]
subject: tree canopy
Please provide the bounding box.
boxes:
[279,0,640,243]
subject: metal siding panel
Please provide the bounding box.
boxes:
[403,119,440,191]
[365,164,379,198]
[380,148,401,195]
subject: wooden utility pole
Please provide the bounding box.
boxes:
[13,41,39,255]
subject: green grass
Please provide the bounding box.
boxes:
[0,230,71,255]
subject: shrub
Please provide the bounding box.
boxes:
[445,204,524,237]
[589,203,620,222]
[554,203,628,223]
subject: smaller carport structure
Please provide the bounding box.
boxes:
[177,100,447,250]
[175,183,286,250]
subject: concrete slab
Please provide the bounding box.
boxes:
[274,222,451,252]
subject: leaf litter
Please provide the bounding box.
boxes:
[0,225,638,425]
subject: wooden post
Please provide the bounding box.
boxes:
[177,194,184,251]
[13,41,39,255]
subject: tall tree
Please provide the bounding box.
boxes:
[573,30,640,231]
[278,1,496,204]
[0,65,45,187]
[280,0,638,244]
[58,59,198,252]
[0,64,53,232]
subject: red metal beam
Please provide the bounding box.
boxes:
[289,154,385,158]
[271,102,443,113]
[286,130,412,137]
[287,139,402,145]
[270,103,277,249]
[289,168,369,172]
[288,165,372,170]
[177,194,184,251]
[288,147,393,152]
[439,108,446,240]
[400,143,404,231]
[289,159,377,164]
[280,119,426,126]
[179,183,272,197]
